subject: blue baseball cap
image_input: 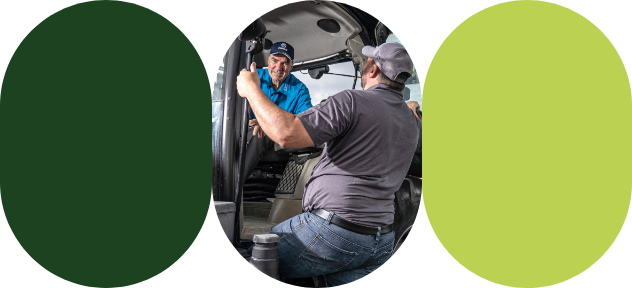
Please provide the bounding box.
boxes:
[270,42,294,62]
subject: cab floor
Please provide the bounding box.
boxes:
[242,216,277,240]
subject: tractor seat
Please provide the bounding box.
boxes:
[267,143,323,224]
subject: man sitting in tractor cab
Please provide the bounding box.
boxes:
[237,42,422,286]
[244,41,313,182]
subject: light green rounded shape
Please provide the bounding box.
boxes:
[423,1,631,287]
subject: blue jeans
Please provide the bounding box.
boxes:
[270,211,395,287]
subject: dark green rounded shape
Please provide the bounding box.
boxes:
[423,1,631,287]
[0,1,211,287]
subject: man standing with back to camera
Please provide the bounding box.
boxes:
[236,42,422,286]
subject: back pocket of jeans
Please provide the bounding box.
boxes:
[366,251,392,273]
[377,250,393,264]
[299,235,358,273]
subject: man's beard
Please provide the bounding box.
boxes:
[360,75,366,90]
[360,61,370,90]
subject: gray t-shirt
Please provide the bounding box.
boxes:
[297,84,422,226]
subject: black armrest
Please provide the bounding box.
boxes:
[275,146,322,156]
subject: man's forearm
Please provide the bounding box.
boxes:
[246,89,296,146]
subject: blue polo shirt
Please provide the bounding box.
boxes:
[250,68,312,119]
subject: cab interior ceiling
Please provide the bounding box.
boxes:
[253,1,363,68]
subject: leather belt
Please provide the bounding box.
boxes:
[310,209,393,235]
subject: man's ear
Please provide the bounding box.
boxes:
[369,64,379,79]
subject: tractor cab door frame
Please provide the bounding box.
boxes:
[213,37,246,202]
[213,38,245,202]
[212,38,248,245]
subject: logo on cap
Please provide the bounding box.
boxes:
[280,43,287,51]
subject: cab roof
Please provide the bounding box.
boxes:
[254,1,381,67]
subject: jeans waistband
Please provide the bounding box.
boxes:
[310,209,393,235]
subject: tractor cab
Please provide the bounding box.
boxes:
[211,1,422,284]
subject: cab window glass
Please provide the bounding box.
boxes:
[212,57,225,197]
[212,57,225,141]
[292,61,362,105]
[294,35,420,109]
[212,58,224,101]
[385,34,422,109]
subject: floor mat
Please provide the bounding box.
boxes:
[242,216,277,240]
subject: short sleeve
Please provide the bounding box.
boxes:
[250,69,268,120]
[297,92,354,147]
[293,84,313,114]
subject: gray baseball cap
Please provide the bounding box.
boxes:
[362,42,413,84]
